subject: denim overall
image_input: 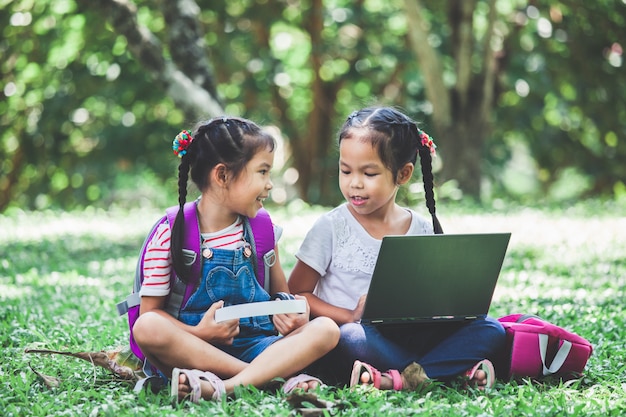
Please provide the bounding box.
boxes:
[178,221,281,363]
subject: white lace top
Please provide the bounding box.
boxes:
[295,203,433,310]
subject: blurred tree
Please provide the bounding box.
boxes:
[1,0,184,210]
[403,0,500,197]
[1,0,624,211]
[494,0,626,200]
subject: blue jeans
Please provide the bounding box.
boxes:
[178,229,281,363]
[308,317,505,385]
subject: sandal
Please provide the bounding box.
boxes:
[465,359,495,390]
[282,373,324,394]
[171,367,226,403]
[349,360,430,391]
[349,360,403,390]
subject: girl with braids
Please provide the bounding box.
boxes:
[288,107,504,391]
[132,116,339,403]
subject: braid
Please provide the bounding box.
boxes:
[171,156,191,282]
[167,116,276,284]
[418,146,444,234]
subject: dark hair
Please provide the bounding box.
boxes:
[338,107,443,234]
[171,116,276,282]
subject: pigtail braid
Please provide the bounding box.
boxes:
[418,147,443,234]
[170,155,192,282]
[408,121,444,235]
[166,117,275,284]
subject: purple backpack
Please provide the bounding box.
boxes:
[498,314,593,380]
[117,201,276,379]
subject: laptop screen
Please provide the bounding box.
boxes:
[360,233,511,324]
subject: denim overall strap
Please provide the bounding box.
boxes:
[177,224,276,335]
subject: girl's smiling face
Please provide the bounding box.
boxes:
[225,147,274,219]
[338,131,400,217]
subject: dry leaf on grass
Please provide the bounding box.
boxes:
[24,345,144,381]
[28,362,61,389]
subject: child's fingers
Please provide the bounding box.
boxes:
[292,294,311,314]
[223,318,240,331]
[206,300,225,318]
[272,314,289,334]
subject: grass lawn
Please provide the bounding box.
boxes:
[1,200,625,416]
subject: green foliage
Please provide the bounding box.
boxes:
[493,0,626,201]
[1,0,181,211]
[1,201,626,416]
[1,0,625,211]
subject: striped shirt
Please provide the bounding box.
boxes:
[140,217,245,297]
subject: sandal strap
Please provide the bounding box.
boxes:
[172,368,225,403]
[199,371,226,400]
[465,359,495,389]
[350,360,382,389]
[283,373,324,394]
[382,369,403,391]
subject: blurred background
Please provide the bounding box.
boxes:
[1,0,624,212]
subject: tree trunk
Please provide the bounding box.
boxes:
[83,0,224,120]
[296,0,338,203]
[405,0,499,199]
[288,0,364,204]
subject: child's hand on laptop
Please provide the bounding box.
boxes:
[352,294,367,322]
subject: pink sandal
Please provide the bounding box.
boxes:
[282,373,324,394]
[171,367,226,403]
[465,359,496,389]
[349,360,403,390]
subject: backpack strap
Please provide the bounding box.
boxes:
[163,203,274,317]
[116,214,167,316]
[516,314,541,323]
[163,201,202,317]
[248,208,276,293]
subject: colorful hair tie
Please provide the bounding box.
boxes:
[418,129,437,156]
[172,130,193,158]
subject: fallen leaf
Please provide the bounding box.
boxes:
[28,362,61,389]
[24,345,145,381]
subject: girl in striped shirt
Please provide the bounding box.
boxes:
[132,117,339,403]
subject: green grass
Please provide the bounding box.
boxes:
[1,200,625,416]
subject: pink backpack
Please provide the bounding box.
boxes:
[498,314,593,380]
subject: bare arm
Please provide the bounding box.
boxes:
[288,260,364,325]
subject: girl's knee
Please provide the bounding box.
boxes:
[310,316,340,344]
[339,322,365,342]
[478,317,507,348]
[133,312,166,347]
[485,317,506,337]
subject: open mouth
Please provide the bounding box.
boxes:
[350,196,367,205]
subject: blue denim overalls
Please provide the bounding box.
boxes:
[178,219,281,363]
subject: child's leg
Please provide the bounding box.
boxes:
[133,312,248,378]
[224,316,339,389]
[340,318,505,389]
[340,322,422,389]
[176,316,339,399]
[339,322,416,372]
[416,317,505,380]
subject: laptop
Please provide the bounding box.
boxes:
[360,233,511,325]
